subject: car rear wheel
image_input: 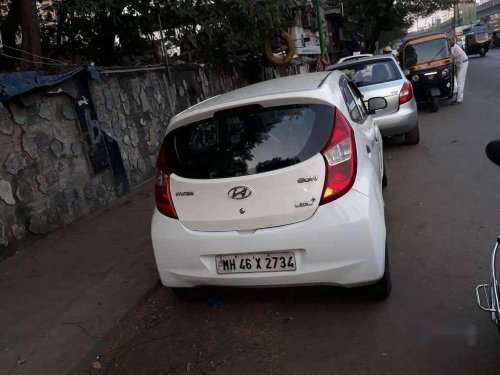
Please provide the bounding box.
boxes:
[365,245,392,300]
[405,123,420,145]
[430,96,439,112]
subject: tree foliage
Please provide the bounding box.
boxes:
[330,0,457,51]
[0,0,457,67]
[0,0,292,66]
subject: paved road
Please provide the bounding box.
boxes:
[83,50,500,375]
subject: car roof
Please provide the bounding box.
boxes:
[338,54,373,63]
[168,71,345,132]
[326,55,397,71]
[404,33,449,46]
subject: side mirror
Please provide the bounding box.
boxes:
[366,97,387,115]
[486,139,500,167]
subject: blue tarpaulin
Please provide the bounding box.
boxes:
[0,66,100,101]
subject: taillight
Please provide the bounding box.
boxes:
[155,143,178,219]
[320,109,357,205]
[399,81,414,105]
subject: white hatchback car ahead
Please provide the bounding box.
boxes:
[151,71,391,299]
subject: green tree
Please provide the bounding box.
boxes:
[156,0,292,62]
[330,0,457,52]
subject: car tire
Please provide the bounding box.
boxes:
[365,245,392,300]
[382,160,388,188]
[405,123,420,145]
[430,96,439,112]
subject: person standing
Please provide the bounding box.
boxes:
[450,39,469,104]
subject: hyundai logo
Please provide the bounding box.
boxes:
[228,186,252,200]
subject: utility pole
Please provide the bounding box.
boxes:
[314,0,326,55]
[452,2,460,35]
[156,7,173,84]
[20,0,42,70]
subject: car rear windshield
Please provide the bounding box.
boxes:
[335,60,402,87]
[404,39,450,67]
[164,104,334,179]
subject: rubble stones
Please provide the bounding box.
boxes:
[35,132,51,152]
[64,188,76,206]
[84,183,95,199]
[122,100,131,115]
[54,191,68,210]
[22,135,39,159]
[119,90,127,103]
[0,222,8,247]
[29,217,54,234]
[153,88,163,104]
[50,140,65,157]
[11,224,26,240]
[46,205,59,224]
[118,112,127,129]
[16,183,34,203]
[0,179,15,205]
[137,158,149,174]
[62,104,77,120]
[36,175,49,193]
[140,89,151,113]
[96,184,108,206]
[149,154,156,168]
[102,172,114,190]
[71,142,83,157]
[46,170,59,186]
[129,129,139,147]
[9,102,27,125]
[4,154,26,175]
[112,119,122,138]
[104,89,115,111]
[0,108,14,135]
[38,100,52,120]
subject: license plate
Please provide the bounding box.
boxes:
[216,252,296,274]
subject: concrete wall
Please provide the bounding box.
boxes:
[0,64,247,257]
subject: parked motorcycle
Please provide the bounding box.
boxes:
[476,140,500,330]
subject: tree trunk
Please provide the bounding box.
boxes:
[0,0,21,70]
[56,5,67,48]
[20,0,42,70]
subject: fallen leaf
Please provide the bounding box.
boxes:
[92,360,102,369]
[17,358,27,366]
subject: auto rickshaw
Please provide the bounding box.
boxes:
[465,30,491,57]
[400,33,454,112]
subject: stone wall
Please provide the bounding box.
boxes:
[0,64,247,258]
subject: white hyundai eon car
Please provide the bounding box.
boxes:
[151,71,391,299]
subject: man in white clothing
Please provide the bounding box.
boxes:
[450,39,469,104]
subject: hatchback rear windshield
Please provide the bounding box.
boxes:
[404,39,450,67]
[164,104,334,179]
[335,60,402,87]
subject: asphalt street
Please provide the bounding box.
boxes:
[83,50,500,375]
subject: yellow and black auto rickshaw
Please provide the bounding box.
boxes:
[400,33,454,112]
[465,30,491,57]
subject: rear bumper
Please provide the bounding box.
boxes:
[373,99,418,137]
[151,189,386,288]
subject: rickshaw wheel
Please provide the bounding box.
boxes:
[480,47,486,57]
[430,96,439,112]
